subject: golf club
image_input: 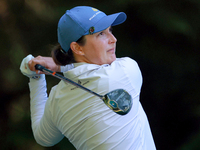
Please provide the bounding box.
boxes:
[35,64,133,115]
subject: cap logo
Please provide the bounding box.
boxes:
[92,8,98,11]
[89,11,101,20]
[89,27,95,34]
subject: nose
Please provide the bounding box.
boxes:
[109,32,117,44]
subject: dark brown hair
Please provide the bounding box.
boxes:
[51,36,86,66]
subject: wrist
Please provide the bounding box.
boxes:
[29,74,45,82]
[57,65,61,72]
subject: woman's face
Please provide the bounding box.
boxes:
[79,26,117,65]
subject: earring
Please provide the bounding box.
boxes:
[79,51,84,55]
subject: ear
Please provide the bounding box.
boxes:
[70,42,84,56]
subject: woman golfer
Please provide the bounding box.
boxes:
[20,6,156,150]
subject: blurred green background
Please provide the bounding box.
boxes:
[0,0,200,149]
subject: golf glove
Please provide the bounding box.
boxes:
[20,54,41,79]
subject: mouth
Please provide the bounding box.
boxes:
[107,48,115,53]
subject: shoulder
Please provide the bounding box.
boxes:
[114,57,139,68]
[116,57,137,63]
[113,57,142,77]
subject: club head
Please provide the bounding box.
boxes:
[103,89,133,115]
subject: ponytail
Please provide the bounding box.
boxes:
[51,44,75,66]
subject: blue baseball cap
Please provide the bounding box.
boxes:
[57,6,127,52]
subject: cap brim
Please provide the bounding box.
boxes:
[85,12,127,35]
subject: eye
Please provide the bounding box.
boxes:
[98,31,104,36]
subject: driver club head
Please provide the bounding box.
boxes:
[103,89,133,115]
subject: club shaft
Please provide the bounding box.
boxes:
[35,64,104,99]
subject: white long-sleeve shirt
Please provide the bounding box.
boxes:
[29,57,156,150]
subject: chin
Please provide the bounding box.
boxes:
[108,57,116,65]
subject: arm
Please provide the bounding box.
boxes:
[29,75,64,146]
[27,55,74,73]
[28,55,61,73]
[122,57,143,95]
[20,55,65,146]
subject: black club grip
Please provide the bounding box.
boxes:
[35,64,45,71]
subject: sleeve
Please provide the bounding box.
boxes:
[122,57,143,94]
[29,75,64,147]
